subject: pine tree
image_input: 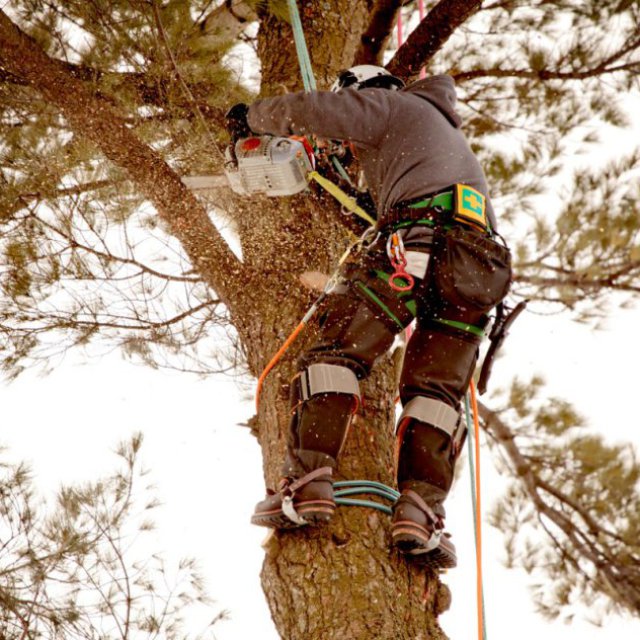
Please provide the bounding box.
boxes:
[1,1,639,638]
[0,435,220,639]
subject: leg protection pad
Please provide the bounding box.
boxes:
[284,364,360,477]
[396,396,466,495]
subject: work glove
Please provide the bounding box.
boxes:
[225,103,252,141]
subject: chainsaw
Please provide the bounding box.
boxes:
[224,135,316,197]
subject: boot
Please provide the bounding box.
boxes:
[251,467,335,529]
[391,489,457,569]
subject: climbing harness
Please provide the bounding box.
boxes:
[386,231,415,291]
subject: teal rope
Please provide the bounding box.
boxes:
[335,498,393,515]
[465,394,488,640]
[334,480,400,500]
[286,0,317,92]
[333,480,400,515]
[286,0,369,218]
[331,155,355,186]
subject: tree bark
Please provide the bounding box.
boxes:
[386,0,482,78]
[0,2,453,638]
[250,2,450,638]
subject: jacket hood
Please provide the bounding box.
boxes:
[403,74,462,128]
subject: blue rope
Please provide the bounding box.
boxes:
[334,498,393,515]
[333,480,400,515]
[334,480,400,500]
[465,394,488,640]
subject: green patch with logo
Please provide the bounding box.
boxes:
[453,184,488,231]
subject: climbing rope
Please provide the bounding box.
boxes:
[465,381,488,640]
[286,0,317,91]
[334,480,400,515]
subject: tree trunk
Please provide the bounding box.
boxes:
[0,2,453,636]
[248,3,450,638]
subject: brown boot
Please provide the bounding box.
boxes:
[391,489,457,569]
[251,467,336,529]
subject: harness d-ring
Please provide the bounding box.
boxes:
[389,256,415,291]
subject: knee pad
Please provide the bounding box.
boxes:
[291,364,361,461]
[295,363,361,407]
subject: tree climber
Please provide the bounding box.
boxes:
[226,65,512,569]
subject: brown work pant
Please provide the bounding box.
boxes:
[284,225,511,510]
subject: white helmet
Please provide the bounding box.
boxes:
[331,64,405,92]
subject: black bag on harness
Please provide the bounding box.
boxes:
[426,225,512,321]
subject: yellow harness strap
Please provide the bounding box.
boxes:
[308,170,376,227]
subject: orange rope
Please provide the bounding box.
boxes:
[255,320,307,410]
[469,379,485,640]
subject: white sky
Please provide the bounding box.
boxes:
[2,294,639,639]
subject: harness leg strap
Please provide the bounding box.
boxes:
[397,397,459,438]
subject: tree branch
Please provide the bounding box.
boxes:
[0,10,249,319]
[514,268,640,295]
[354,0,403,66]
[453,62,640,83]
[0,59,227,123]
[386,0,482,79]
[480,400,640,614]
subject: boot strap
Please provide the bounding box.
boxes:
[280,466,333,496]
[400,490,444,553]
[403,489,444,530]
[279,467,333,526]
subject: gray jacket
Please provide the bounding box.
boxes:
[247,74,497,230]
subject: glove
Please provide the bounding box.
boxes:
[225,103,252,141]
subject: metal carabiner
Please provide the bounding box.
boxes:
[387,232,415,292]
